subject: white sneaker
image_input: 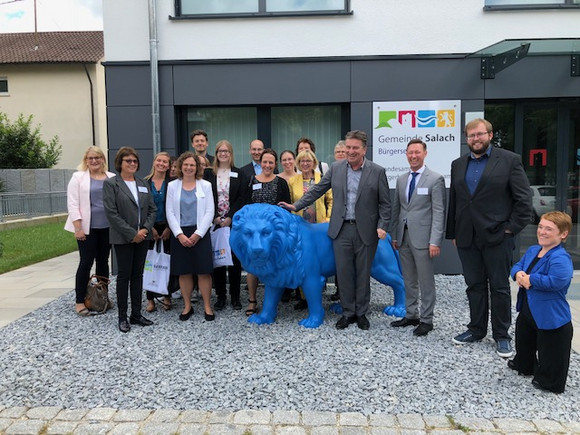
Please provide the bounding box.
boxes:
[171,290,182,299]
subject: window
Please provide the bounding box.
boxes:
[175,0,351,18]
[0,77,8,94]
[484,0,580,9]
[185,104,345,167]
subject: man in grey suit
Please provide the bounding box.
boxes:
[390,139,446,336]
[280,130,391,330]
[446,118,532,358]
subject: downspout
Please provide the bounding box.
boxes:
[83,64,96,146]
[149,0,161,155]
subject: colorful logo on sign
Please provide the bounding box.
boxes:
[375,109,456,129]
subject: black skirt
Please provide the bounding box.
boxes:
[170,225,213,275]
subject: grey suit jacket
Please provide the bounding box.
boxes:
[294,159,391,245]
[103,175,157,245]
[390,167,446,249]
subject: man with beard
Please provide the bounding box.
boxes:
[446,118,532,358]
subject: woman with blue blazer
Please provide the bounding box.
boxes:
[65,146,115,316]
[166,151,215,322]
[509,211,574,393]
[103,147,157,333]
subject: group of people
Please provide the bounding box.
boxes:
[66,119,575,393]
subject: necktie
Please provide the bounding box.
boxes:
[408,172,418,203]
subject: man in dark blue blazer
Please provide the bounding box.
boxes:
[446,118,532,358]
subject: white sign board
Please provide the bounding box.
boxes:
[372,100,461,188]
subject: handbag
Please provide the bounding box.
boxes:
[85,275,111,313]
[211,225,233,268]
[143,240,171,295]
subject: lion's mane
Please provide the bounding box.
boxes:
[231,204,305,289]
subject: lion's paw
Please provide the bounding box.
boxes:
[248,313,275,325]
[383,305,406,318]
[299,317,324,329]
[329,303,343,314]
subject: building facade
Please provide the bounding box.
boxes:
[0,31,106,169]
[102,0,580,270]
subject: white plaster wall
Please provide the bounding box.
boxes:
[0,63,107,170]
[103,0,580,62]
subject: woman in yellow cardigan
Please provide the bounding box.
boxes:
[288,149,333,309]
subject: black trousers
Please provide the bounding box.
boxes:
[457,235,515,341]
[75,228,110,304]
[213,252,242,302]
[114,242,149,320]
[513,310,573,393]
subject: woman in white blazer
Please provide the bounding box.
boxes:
[166,151,216,322]
[65,146,115,316]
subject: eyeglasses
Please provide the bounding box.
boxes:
[300,160,313,164]
[217,150,231,154]
[86,156,101,161]
[123,159,138,164]
[466,132,489,140]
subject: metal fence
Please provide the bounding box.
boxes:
[0,191,67,222]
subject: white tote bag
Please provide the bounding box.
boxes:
[211,225,234,268]
[143,240,171,295]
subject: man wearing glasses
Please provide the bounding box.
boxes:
[446,118,532,358]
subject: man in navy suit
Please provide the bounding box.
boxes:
[446,118,532,358]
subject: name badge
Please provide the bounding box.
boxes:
[138,186,148,193]
[230,172,239,178]
[417,187,428,195]
[195,189,205,199]
[253,183,262,190]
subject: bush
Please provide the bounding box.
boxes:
[0,112,62,168]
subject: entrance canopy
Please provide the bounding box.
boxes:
[468,38,580,78]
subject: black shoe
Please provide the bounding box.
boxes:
[357,315,370,330]
[294,299,308,310]
[179,307,194,321]
[231,299,242,310]
[205,312,215,321]
[330,290,340,301]
[391,317,420,327]
[413,322,433,336]
[214,298,226,311]
[508,359,533,376]
[118,319,130,333]
[129,315,154,326]
[336,315,357,330]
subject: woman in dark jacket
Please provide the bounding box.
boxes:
[204,140,248,311]
[103,147,157,333]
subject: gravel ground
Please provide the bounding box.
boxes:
[0,274,578,421]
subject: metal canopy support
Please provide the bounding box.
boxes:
[480,43,530,79]
[572,54,580,77]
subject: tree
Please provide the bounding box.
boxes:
[0,113,62,168]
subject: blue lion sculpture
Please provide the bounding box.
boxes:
[231,203,406,328]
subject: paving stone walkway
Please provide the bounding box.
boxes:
[1,406,580,434]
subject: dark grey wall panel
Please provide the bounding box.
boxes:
[106,65,151,107]
[484,56,580,99]
[351,59,483,102]
[106,106,153,177]
[160,104,178,155]
[172,62,351,105]
[159,65,174,106]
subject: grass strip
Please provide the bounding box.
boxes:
[0,221,77,274]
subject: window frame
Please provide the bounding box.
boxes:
[484,0,580,10]
[172,0,352,20]
[0,77,8,95]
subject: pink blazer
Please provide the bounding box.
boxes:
[64,170,115,234]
